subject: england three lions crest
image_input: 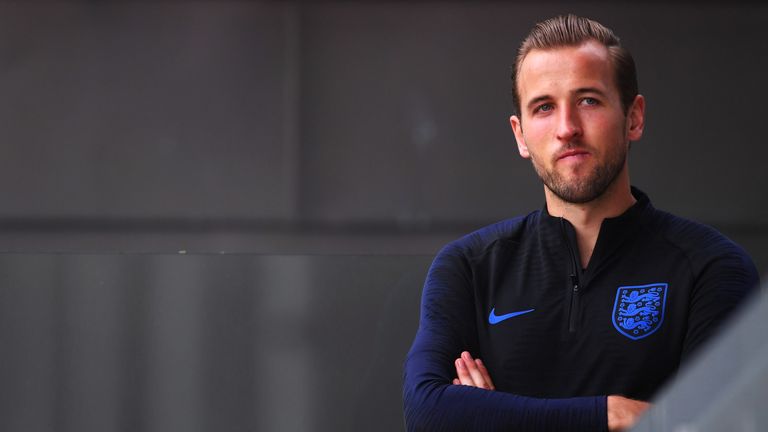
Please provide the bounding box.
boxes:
[612,283,668,340]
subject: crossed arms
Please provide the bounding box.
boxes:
[453,350,648,431]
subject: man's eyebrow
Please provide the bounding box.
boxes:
[574,87,608,97]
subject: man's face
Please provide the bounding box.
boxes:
[509,40,644,204]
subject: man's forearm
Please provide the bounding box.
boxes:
[447,351,648,431]
[404,344,609,431]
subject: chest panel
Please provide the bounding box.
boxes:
[472,238,693,399]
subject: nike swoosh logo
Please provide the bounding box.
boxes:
[488,308,535,324]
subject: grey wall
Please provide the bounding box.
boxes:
[0,1,765,273]
[0,253,431,432]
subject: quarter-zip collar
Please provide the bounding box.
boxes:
[538,186,653,280]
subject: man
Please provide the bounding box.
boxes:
[403,15,758,431]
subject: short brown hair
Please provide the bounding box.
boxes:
[511,15,638,116]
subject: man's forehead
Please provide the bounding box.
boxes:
[517,41,616,100]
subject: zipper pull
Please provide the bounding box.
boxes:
[568,273,580,333]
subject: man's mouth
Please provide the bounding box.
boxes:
[556,149,590,161]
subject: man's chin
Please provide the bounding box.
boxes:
[545,181,605,204]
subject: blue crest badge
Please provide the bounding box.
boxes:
[612,283,667,340]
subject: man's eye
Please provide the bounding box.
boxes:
[581,97,598,106]
[535,104,553,113]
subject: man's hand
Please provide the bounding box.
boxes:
[607,395,650,431]
[451,351,495,390]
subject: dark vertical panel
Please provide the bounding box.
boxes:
[57,257,125,432]
[303,256,425,431]
[0,258,60,432]
[118,256,152,432]
[143,257,205,432]
[200,257,258,432]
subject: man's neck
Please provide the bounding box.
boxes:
[545,177,636,269]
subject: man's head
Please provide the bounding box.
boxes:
[512,15,638,117]
[509,15,645,205]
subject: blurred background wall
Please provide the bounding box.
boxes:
[0,2,766,432]
[0,1,765,271]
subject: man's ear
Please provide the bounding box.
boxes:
[510,115,530,158]
[627,95,645,142]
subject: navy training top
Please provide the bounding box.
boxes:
[403,188,759,431]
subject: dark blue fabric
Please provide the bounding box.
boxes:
[403,188,759,431]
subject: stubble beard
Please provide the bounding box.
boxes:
[531,142,628,205]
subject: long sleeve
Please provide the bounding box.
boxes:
[402,242,608,431]
[678,228,760,363]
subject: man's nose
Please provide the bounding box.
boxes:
[555,106,582,141]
